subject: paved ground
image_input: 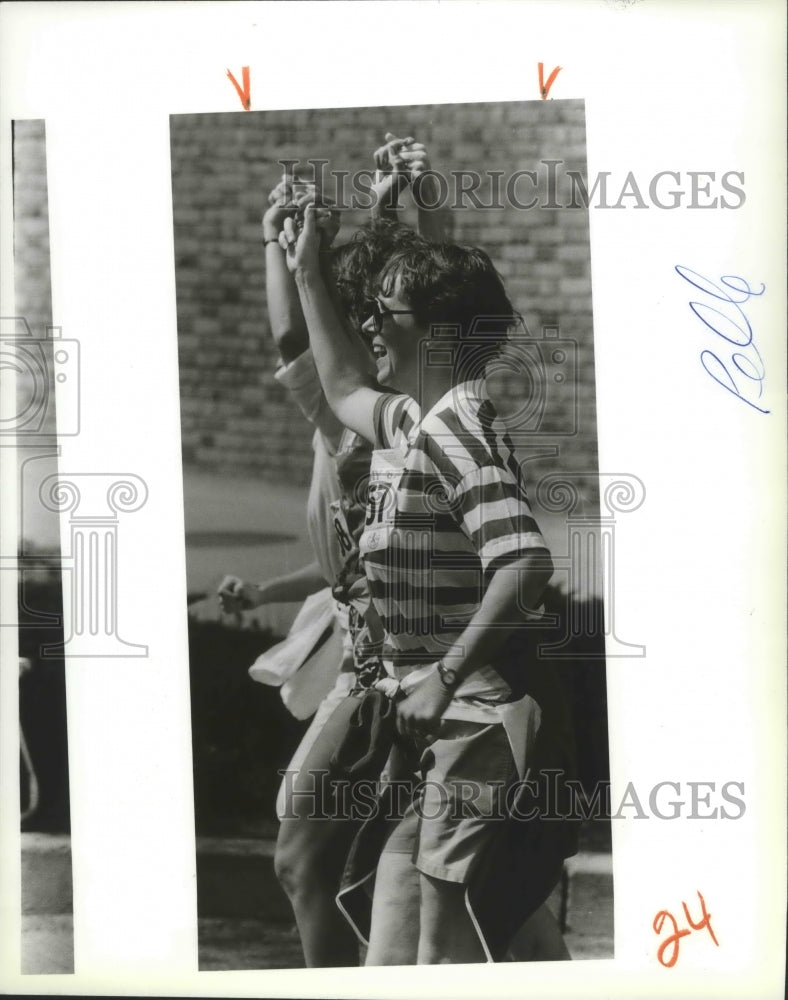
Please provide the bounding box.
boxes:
[197,874,614,970]
[183,468,315,637]
[18,465,608,976]
[21,914,74,975]
[181,466,596,593]
[18,459,601,639]
[182,465,602,641]
[23,901,612,977]
[21,833,612,973]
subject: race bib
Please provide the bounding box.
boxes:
[359,447,404,556]
[329,499,355,558]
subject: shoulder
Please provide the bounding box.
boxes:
[374,392,421,449]
[421,381,490,432]
[417,382,500,475]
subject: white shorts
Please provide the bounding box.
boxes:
[275,670,356,820]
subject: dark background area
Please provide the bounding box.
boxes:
[18,566,70,833]
[186,583,610,836]
[19,577,609,838]
[186,618,308,834]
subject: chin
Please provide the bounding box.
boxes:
[375,359,392,386]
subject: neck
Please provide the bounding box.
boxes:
[399,365,456,415]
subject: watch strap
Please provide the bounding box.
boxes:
[436,660,458,689]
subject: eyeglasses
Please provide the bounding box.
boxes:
[363,297,415,335]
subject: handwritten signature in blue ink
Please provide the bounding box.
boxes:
[675,266,768,414]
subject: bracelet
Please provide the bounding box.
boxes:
[264,237,281,246]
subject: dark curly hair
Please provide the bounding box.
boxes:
[377,243,521,375]
[327,219,427,331]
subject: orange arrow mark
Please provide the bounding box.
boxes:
[538,62,562,100]
[227,66,251,110]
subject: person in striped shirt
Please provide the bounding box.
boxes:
[281,205,565,964]
[216,150,449,967]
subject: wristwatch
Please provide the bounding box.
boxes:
[436,660,459,689]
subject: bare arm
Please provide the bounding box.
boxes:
[265,241,310,364]
[370,132,411,222]
[217,560,328,612]
[263,180,309,363]
[414,176,452,243]
[284,206,382,444]
[396,549,554,736]
[436,549,554,681]
[370,133,452,242]
[263,180,344,445]
[403,142,453,243]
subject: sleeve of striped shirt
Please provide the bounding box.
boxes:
[372,392,420,450]
[418,418,548,575]
[452,460,548,575]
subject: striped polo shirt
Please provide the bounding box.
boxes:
[359,380,549,716]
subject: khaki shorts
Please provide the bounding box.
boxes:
[382,719,517,884]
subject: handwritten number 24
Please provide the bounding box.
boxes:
[653,890,719,968]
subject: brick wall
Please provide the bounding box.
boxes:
[171,100,598,506]
[12,119,57,438]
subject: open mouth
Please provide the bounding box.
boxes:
[371,342,388,359]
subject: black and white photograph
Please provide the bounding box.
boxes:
[10,119,74,975]
[0,2,784,998]
[172,100,612,969]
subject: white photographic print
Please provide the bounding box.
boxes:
[0,2,784,998]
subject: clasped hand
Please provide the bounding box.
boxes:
[216,574,260,614]
[395,665,454,739]
[373,132,432,182]
[280,200,336,274]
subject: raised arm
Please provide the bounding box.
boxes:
[370,132,412,222]
[402,141,453,243]
[370,132,452,242]
[282,205,383,444]
[263,177,345,446]
[263,177,309,363]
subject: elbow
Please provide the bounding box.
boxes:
[319,375,348,418]
[522,548,554,609]
[274,328,308,365]
[324,369,370,415]
[539,548,554,585]
[536,548,554,596]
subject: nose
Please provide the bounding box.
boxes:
[361,312,377,336]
